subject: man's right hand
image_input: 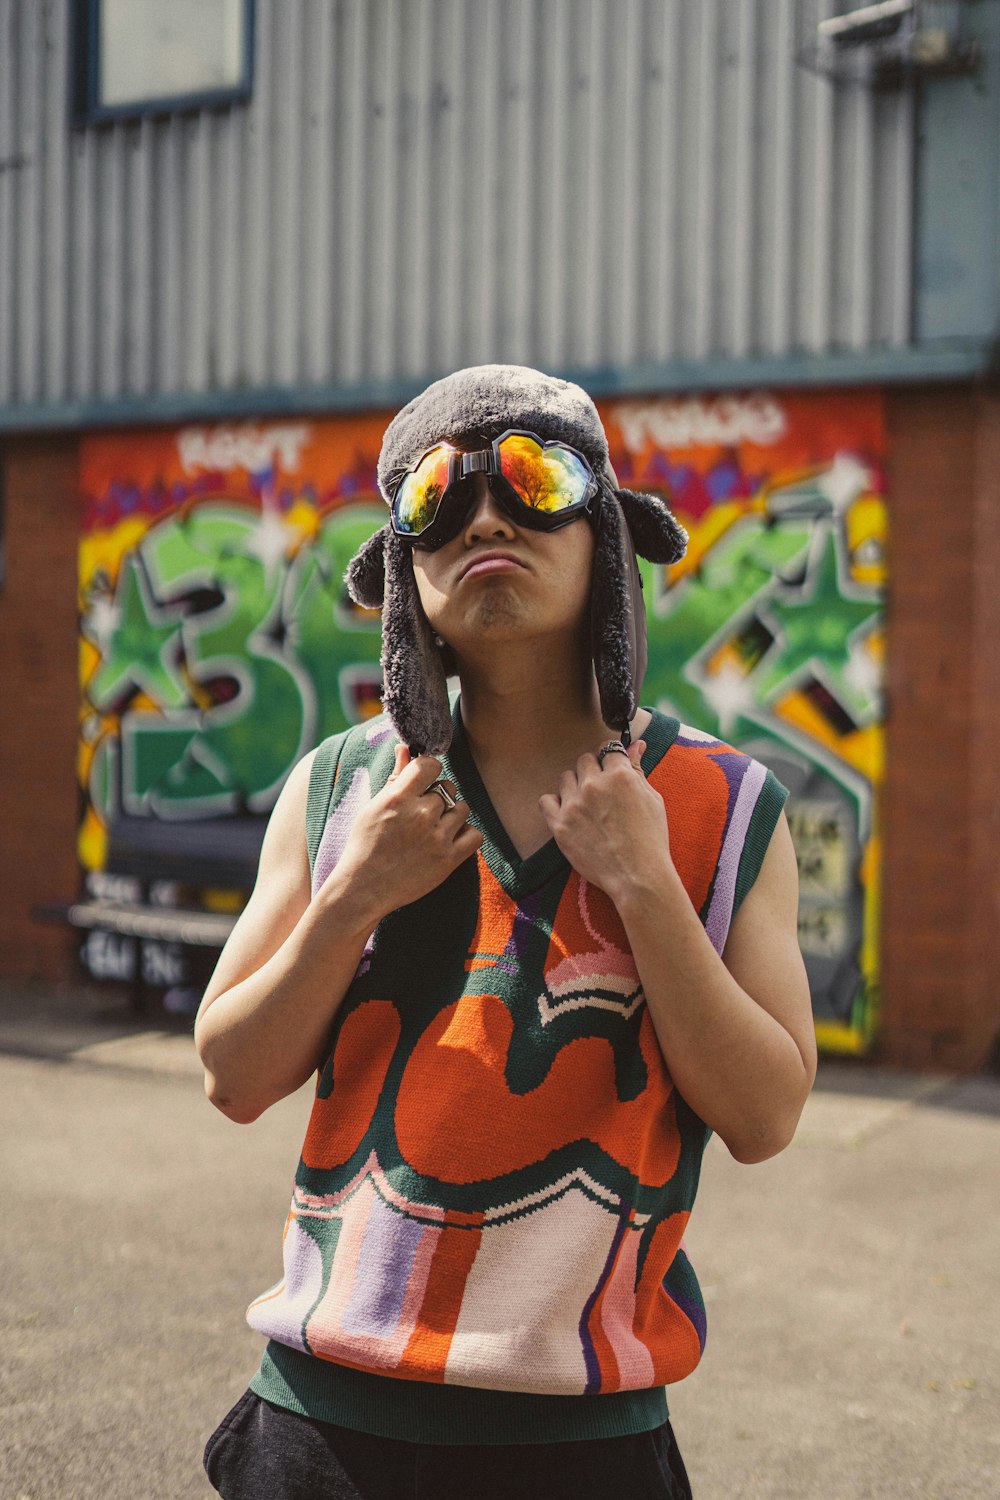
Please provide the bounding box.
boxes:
[325,745,482,926]
[195,743,479,1123]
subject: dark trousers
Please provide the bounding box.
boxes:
[204,1390,693,1500]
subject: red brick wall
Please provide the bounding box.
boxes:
[968,393,1000,1068]
[0,435,82,980]
[881,387,1000,1071]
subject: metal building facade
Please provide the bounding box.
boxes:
[1,0,926,418]
[3,2,1000,1074]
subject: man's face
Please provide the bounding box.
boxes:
[411,471,596,662]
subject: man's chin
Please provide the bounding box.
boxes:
[463,590,528,637]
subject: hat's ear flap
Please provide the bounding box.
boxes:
[346,524,389,608]
[616,488,688,564]
[380,533,453,756]
[591,494,648,741]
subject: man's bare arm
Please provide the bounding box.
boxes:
[195,746,481,1124]
[540,746,815,1163]
[615,813,816,1162]
[194,751,372,1122]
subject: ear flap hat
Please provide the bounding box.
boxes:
[346,363,687,754]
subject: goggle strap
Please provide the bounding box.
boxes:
[458,449,494,477]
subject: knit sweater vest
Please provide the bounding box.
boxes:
[248,702,788,1445]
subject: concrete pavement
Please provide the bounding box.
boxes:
[1,979,997,1499]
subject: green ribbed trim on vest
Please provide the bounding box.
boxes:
[305,729,353,872]
[251,1342,668,1446]
[732,769,789,917]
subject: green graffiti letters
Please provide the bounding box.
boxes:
[83,503,384,820]
[640,516,813,733]
[85,554,189,713]
[286,507,384,742]
[640,474,881,743]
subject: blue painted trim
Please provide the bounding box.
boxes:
[78,0,254,124]
[561,342,996,397]
[914,1,1000,343]
[0,342,994,434]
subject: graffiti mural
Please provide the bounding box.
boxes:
[78,417,391,991]
[79,390,886,1050]
[603,390,886,1052]
[80,417,389,842]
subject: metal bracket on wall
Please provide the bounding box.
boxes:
[798,0,981,88]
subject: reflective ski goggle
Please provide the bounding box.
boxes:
[389,429,601,550]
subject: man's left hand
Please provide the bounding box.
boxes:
[538,739,675,897]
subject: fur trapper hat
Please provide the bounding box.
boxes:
[346,364,687,754]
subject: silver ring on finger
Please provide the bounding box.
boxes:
[597,740,629,768]
[430,778,458,811]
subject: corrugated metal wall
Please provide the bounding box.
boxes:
[0,0,915,410]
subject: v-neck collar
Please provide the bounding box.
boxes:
[440,697,681,899]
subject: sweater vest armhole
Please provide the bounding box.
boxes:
[731,768,790,919]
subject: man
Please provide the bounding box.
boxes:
[196,365,815,1500]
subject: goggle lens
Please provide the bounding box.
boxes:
[389,432,597,544]
[393,444,455,536]
[496,433,593,515]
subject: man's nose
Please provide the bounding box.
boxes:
[463,473,516,541]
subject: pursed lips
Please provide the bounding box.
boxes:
[458,551,527,582]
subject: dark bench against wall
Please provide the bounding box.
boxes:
[37,816,268,1011]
